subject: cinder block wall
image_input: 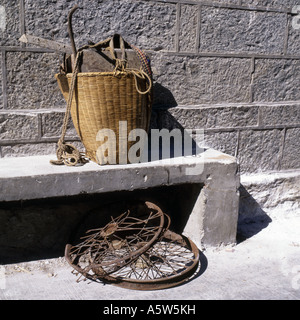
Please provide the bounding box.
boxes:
[0,0,300,174]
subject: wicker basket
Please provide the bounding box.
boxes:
[55,70,152,165]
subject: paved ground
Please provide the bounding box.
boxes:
[0,208,299,300]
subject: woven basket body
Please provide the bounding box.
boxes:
[56,72,152,165]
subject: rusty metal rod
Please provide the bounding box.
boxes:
[68,5,79,57]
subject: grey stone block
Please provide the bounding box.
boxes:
[25,0,176,51]
[182,158,240,246]
[238,129,283,173]
[200,188,240,245]
[200,6,286,54]
[179,4,198,52]
[153,54,251,106]
[1,143,57,158]
[157,105,258,130]
[260,103,300,126]
[0,51,2,109]
[241,0,300,9]
[0,0,20,46]
[252,59,300,102]
[203,131,238,157]
[287,14,300,55]
[6,52,64,109]
[0,113,38,140]
[240,170,300,216]
[218,0,241,3]
[157,108,204,130]
[41,111,78,138]
[281,127,300,170]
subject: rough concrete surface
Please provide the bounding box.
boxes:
[0,163,299,300]
[0,206,299,300]
[0,150,239,248]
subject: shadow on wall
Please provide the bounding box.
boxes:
[153,82,178,109]
[237,185,272,243]
[148,82,207,160]
[152,83,273,244]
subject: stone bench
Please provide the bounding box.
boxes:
[0,148,239,252]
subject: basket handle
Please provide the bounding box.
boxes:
[108,34,127,70]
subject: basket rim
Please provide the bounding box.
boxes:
[65,71,135,78]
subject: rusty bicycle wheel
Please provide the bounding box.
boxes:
[65,201,166,278]
[92,229,199,290]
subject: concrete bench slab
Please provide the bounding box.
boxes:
[0,148,240,247]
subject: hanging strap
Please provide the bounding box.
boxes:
[50,51,88,166]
